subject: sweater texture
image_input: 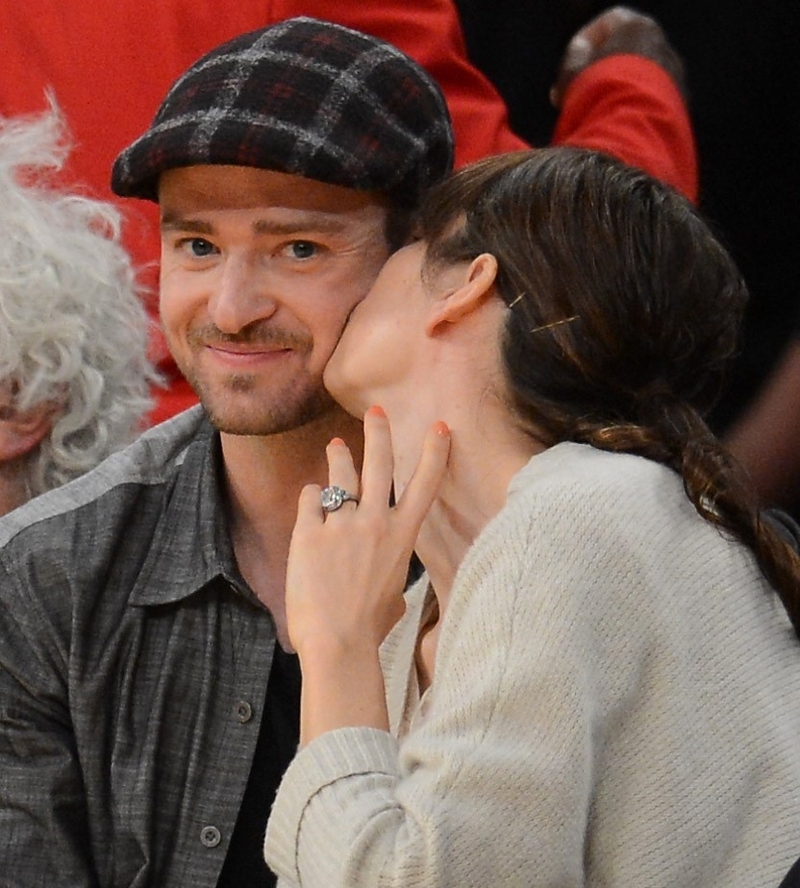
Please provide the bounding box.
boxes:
[265,442,800,887]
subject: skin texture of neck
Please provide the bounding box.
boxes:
[370,276,544,613]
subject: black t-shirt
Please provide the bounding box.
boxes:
[217,645,301,887]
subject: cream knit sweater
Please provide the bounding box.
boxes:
[265,443,800,887]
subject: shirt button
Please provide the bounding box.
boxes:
[200,825,221,848]
[235,700,253,723]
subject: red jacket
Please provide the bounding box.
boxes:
[1,1,696,422]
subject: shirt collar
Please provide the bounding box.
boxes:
[129,415,249,607]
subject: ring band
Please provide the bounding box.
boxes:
[320,485,360,513]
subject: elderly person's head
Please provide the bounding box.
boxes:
[0,110,157,515]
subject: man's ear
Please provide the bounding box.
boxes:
[0,402,58,463]
[425,253,499,336]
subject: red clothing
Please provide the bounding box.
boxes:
[1,1,696,423]
[553,54,696,201]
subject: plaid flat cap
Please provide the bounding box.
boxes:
[111,16,454,204]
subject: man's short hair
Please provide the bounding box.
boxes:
[111,17,455,208]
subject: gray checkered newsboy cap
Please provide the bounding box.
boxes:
[111,16,454,204]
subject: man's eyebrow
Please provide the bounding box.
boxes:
[253,214,348,236]
[160,213,350,235]
[160,215,214,234]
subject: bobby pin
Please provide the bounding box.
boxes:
[530,315,580,334]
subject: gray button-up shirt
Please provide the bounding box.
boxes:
[0,407,279,887]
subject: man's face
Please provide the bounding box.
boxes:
[159,165,391,436]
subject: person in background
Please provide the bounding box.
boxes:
[265,147,800,887]
[0,108,155,516]
[0,1,697,423]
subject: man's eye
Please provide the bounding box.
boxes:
[286,241,318,260]
[182,238,216,257]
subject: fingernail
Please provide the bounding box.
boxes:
[433,421,450,436]
[329,437,346,446]
[367,405,387,418]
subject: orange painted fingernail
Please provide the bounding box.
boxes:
[433,421,450,436]
[367,405,387,418]
[329,437,345,446]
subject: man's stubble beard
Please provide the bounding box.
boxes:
[174,322,340,436]
[188,368,339,437]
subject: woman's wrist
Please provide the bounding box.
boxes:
[297,638,390,745]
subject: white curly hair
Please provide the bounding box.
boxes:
[0,106,158,499]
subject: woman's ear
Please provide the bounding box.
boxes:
[0,402,59,463]
[425,253,499,335]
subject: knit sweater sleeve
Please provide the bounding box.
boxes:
[265,446,800,887]
[264,468,655,887]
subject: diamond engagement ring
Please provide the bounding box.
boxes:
[320,485,360,513]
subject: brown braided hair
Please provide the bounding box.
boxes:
[418,148,800,636]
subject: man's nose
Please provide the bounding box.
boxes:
[207,256,279,334]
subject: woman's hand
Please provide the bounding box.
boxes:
[285,406,450,743]
[287,406,450,655]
